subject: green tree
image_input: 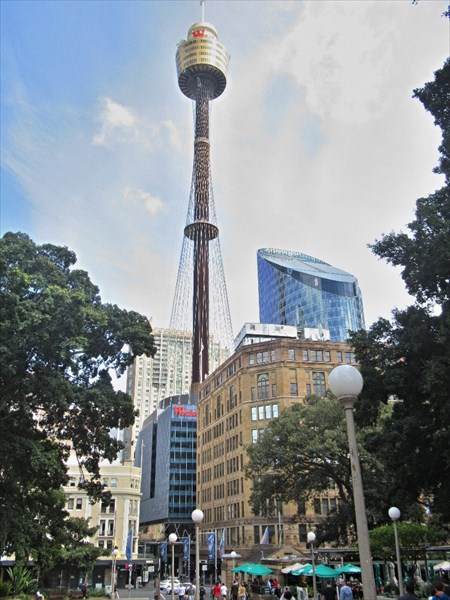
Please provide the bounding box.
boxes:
[369,522,446,580]
[0,232,156,559]
[350,59,450,524]
[245,395,385,544]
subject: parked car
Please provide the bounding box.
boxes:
[160,580,185,594]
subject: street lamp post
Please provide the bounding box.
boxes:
[192,509,204,600]
[111,547,119,599]
[169,533,177,600]
[230,551,237,583]
[329,365,376,600]
[389,507,404,596]
[307,532,317,600]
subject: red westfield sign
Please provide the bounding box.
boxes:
[174,405,197,418]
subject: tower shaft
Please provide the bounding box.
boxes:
[172,21,233,398]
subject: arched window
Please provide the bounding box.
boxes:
[257,374,270,400]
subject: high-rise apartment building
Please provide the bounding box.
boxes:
[124,328,228,460]
[195,326,356,561]
[257,248,365,341]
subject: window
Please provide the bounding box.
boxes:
[270,350,276,362]
[252,430,258,444]
[69,477,76,487]
[258,406,264,420]
[303,349,309,361]
[345,352,356,364]
[337,351,343,363]
[321,498,329,515]
[271,383,277,398]
[290,382,298,396]
[249,354,255,365]
[257,374,269,400]
[111,478,117,488]
[272,404,279,418]
[265,405,272,419]
[288,348,295,360]
[312,372,326,396]
[298,524,307,543]
[251,387,255,401]
[76,498,83,510]
[251,407,257,421]
[306,384,311,395]
[67,498,74,510]
[311,350,323,362]
[324,351,331,362]
[314,498,321,514]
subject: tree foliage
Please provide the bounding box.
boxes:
[0,232,156,558]
[245,395,385,545]
[350,59,450,525]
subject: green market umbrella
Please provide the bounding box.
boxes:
[232,564,253,573]
[336,564,362,575]
[292,564,337,578]
[245,564,274,576]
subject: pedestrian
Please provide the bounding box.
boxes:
[231,580,239,600]
[81,583,88,599]
[213,583,222,600]
[339,582,353,600]
[36,591,43,600]
[431,583,450,600]
[200,585,206,600]
[398,582,419,600]
[322,583,337,600]
[238,583,246,600]
[221,583,228,600]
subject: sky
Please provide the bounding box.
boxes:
[1,0,449,343]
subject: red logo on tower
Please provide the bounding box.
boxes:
[193,29,205,38]
[174,405,197,418]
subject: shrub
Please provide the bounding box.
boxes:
[0,581,12,598]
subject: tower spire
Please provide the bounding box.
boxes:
[172,19,233,400]
[200,0,205,22]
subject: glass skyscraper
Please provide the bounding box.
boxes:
[257,248,365,341]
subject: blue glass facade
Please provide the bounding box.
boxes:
[136,403,197,526]
[257,248,365,341]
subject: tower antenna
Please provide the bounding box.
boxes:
[200,0,205,22]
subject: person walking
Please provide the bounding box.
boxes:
[323,583,337,600]
[213,583,222,600]
[221,583,228,600]
[238,583,246,600]
[398,582,419,600]
[339,582,353,600]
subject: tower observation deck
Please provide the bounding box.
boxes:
[170,18,233,399]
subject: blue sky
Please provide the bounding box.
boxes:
[1,0,449,341]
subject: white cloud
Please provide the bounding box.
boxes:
[123,186,164,215]
[92,97,151,148]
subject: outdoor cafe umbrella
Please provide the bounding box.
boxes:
[433,562,450,572]
[336,564,362,575]
[292,564,337,578]
[244,564,274,576]
[231,564,253,573]
[282,563,305,574]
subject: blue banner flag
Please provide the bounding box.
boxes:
[126,527,133,561]
[207,532,216,561]
[160,542,167,563]
[183,537,190,562]
[219,529,225,557]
